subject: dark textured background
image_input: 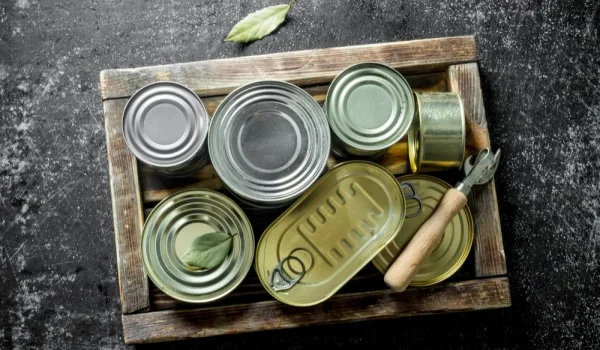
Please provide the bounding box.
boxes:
[1,0,599,349]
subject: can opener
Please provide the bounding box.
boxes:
[384,148,501,292]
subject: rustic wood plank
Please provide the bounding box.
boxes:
[447,63,507,277]
[100,36,475,100]
[103,99,150,313]
[123,277,510,344]
[150,268,387,311]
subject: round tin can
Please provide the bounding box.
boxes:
[325,63,414,159]
[142,189,254,303]
[122,81,210,177]
[408,92,466,173]
[372,174,473,286]
[208,80,330,207]
[255,161,406,306]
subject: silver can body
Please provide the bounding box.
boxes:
[209,81,331,207]
[122,81,210,177]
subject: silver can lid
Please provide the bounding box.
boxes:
[122,81,209,169]
[209,81,330,206]
[325,63,414,152]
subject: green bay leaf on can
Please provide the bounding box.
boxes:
[182,232,233,270]
[225,3,292,43]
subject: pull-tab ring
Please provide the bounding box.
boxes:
[401,182,423,218]
[270,256,306,292]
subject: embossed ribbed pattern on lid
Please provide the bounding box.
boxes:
[373,174,473,286]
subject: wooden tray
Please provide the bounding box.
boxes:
[100,36,510,344]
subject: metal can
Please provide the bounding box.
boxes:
[255,161,406,306]
[208,80,330,207]
[372,174,473,286]
[142,189,254,303]
[325,63,414,159]
[408,92,466,173]
[122,81,210,177]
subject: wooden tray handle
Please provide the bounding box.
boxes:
[384,188,468,292]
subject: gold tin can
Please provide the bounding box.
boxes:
[255,161,406,306]
[142,189,254,303]
[409,92,466,173]
[373,174,473,286]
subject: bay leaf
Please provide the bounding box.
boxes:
[225,3,292,44]
[181,232,233,270]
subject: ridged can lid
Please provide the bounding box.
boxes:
[142,189,254,303]
[325,63,414,158]
[209,80,330,207]
[372,174,473,286]
[122,81,209,176]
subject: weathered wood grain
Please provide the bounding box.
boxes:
[447,63,490,153]
[150,268,386,311]
[447,63,507,277]
[103,99,149,314]
[123,277,510,344]
[100,36,475,100]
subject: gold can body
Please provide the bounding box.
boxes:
[373,174,473,286]
[409,92,466,173]
[255,161,406,306]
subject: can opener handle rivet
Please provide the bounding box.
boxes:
[384,148,501,292]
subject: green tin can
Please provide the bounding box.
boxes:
[142,189,254,303]
[372,174,473,286]
[325,63,415,159]
[408,92,466,173]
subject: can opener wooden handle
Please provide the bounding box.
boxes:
[384,148,501,292]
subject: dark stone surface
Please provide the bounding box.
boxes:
[1,0,598,348]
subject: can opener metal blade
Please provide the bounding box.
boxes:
[384,148,501,292]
